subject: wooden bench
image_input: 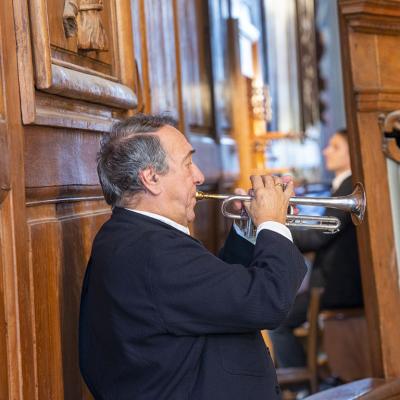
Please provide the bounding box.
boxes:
[305,378,400,399]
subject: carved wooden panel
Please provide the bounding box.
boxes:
[48,0,114,74]
[27,201,109,399]
[14,0,138,131]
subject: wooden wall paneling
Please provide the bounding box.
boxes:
[27,201,110,399]
[135,0,180,117]
[174,0,219,180]
[29,215,64,399]
[339,0,400,378]
[175,0,213,131]
[24,127,101,199]
[15,0,138,131]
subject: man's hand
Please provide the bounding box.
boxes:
[247,175,294,227]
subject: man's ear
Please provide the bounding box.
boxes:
[139,168,162,195]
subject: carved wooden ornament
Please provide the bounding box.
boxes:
[63,0,108,51]
[379,111,400,164]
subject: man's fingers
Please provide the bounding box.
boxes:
[284,180,295,200]
[263,175,275,189]
[250,175,264,190]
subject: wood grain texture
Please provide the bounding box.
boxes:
[339,0,400,378]
[24,126,101,189]
[0,24,11,400]
[29,0,52,89]
[27,201,109,399]
[0,22,10,202]
[1,0,38,397]
[13,0,36,124]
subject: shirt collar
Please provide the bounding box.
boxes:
[124,208,190,235]
[332,170,351,192]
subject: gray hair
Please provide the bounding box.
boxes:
[97,114,178,206]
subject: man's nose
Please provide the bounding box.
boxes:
[193,163,205,185]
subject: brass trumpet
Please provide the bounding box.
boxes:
[196,183,366,235]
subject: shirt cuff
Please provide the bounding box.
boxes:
[256,221,293,242]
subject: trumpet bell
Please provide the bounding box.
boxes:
[350,183,366,226]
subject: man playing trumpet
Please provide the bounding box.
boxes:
[79,113,307,400]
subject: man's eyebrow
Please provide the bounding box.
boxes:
[183,149,196,162]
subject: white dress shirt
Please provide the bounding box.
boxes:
[125,209,190,235]
[331,169,351,192]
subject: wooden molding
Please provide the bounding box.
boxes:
[355,90,400,111]
[25,185,104,205]
[45,64,137,109]
[340,0,400,35]
[35,91,118,132]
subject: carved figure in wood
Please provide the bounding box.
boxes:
[63,0,108,51]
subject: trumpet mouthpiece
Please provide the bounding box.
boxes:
[196,191,205,200]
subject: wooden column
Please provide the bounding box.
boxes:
[339,0,400,378]
[0,0,36,398]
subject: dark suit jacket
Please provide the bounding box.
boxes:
[79,207,306,400]
[292,176,363,308]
